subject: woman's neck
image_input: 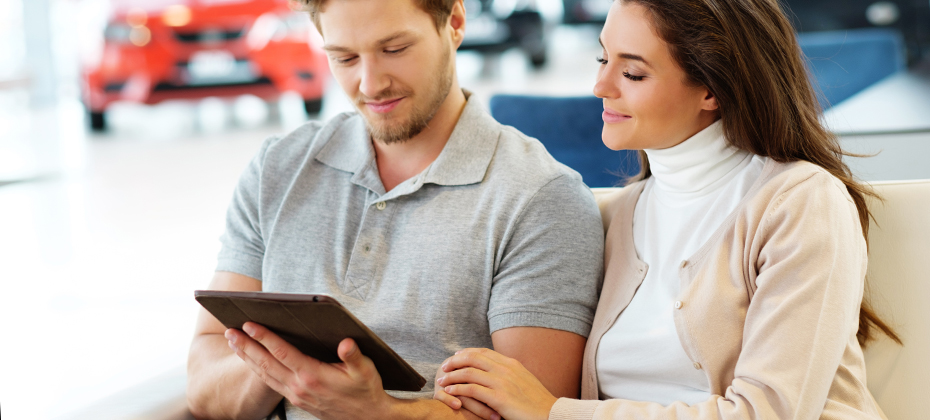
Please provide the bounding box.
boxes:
[644,120,750,197]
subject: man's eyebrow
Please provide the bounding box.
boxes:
[375,30,414,46]
[323,30,415,53]
[597,37,652,67]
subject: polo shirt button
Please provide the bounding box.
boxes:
[693,362,702,370]
[674,301,683,309]
[376,202,386,210]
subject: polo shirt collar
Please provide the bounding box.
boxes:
[421,92,499,187]
[314,91,500,193]
[315,113,373,175]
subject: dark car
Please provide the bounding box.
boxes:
[82,0,330,131]
[460,0,549,68]
[561,0,610,24]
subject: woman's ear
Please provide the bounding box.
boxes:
[701,89,719,111]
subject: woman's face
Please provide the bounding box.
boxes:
[594,1,718,151]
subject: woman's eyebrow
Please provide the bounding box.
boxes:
[598,37,653,67]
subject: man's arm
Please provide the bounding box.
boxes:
[187,271,283,419]
[226,324,582,420]
[490,327,585,399]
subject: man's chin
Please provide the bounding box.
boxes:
[366,120,416,145]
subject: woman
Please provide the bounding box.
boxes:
[433,0,900,419]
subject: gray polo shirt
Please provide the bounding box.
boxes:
[217,94,604,412]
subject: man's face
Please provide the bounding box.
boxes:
[318,0,456,144]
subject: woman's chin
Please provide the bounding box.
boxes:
[601,136,638,151]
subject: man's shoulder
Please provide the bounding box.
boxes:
[258,111,365,169]
[485,123,588,193]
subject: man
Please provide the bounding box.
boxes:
[186,0,604,418]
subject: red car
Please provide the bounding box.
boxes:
[82,0,329,131]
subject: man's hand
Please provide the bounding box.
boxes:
[226,321,393,419]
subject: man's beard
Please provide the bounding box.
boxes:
[357,48,454,145]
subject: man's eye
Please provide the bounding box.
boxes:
[335,56,357,64]
[385,46,409,54]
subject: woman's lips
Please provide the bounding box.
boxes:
[366,98,404,114]
[602,108,632,124]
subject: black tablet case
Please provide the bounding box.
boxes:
[194,290,427,392]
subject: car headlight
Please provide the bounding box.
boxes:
[104,8,151,47]
[247,12,322,50]
[104,23,151,47]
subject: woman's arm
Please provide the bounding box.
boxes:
[438,172,871,420]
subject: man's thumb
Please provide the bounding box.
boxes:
[338,338,362,366]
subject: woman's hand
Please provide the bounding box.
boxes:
[434,361,502,420]
[436,348,558,420]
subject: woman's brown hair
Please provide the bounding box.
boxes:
[621,0,900,346]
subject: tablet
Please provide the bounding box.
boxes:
[194,290,427,392]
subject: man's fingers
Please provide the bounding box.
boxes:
[242,322,319,372]
[227,329,291,394]
[458,396,500,420]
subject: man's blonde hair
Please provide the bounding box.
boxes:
[295,0,457,32]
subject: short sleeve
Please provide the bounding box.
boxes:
[488,174,605,337]
[215,136,281,280]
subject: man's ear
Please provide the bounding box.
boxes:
[448,0,466,48]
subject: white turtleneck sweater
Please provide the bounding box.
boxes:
[596,120,767,405]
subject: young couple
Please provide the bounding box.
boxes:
[187,0,897,419]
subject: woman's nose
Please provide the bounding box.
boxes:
[593,68,618,99]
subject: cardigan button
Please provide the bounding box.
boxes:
[674,301,683,309]
[693,362,702,370]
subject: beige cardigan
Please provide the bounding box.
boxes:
[551,160,886,420]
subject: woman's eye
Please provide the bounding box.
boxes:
[622,71,645,81]
[596,56,607,65]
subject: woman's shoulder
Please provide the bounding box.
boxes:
[755,160,854,208]
[593,180,648,231]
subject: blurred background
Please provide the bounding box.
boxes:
[1,0,929,418]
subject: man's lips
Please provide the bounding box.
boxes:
[602,107,632,124]
[366,97,404,114]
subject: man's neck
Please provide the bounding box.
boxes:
[372,83,467,192]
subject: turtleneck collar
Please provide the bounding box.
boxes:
[644,120,752,198]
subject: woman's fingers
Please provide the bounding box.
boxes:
[459,396,501,420]
[439,366,498,389]
[442,348,502,373]
[444,383,499,408]
[455,347,514,365]
[433,381,462,410]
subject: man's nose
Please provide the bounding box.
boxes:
[358,59,390,99]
